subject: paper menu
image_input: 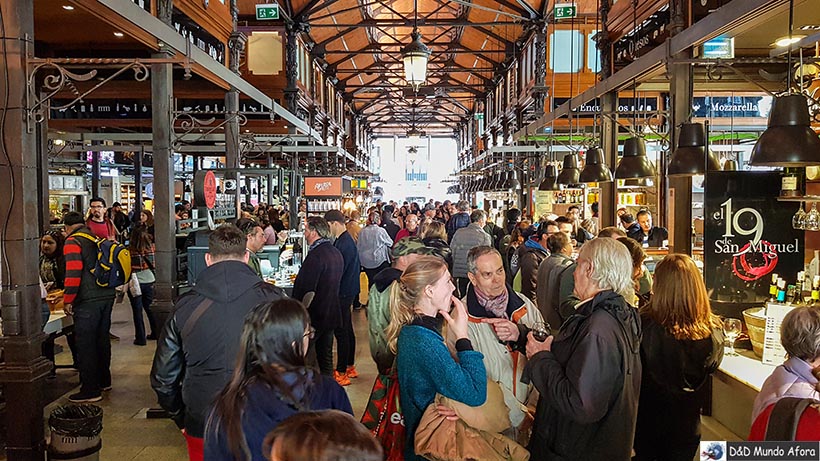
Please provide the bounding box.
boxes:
[762,302,795,365]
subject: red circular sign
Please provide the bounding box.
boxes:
[203,171,217,209]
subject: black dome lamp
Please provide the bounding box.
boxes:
[507,169,521,190]
[539,163,560,190]
[579,147,613,183]
[668,122,721,176]
[492,170,502,191]
[749,93,820,166]
[557,153,580,185]
[615,137,656,179]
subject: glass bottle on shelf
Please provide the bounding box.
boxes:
[768,273,779,303]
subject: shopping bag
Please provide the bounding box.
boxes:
[128,274,141,297]
[361,368,405,460]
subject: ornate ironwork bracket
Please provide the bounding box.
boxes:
[26,54,183,133]
[171,110,250,149]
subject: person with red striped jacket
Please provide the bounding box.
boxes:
[62,211,117,403]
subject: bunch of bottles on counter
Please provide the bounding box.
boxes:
[768,271,820,306]
[553,189,584,204]
[307,200,342,212]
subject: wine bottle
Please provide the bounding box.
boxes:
[769,273,779,302]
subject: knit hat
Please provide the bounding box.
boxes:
[391,237,436,259]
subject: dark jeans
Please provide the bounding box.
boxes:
[313,328,335,376]
[334,296,356,373]
[127,283,157,344]
[73,298,114,395]
[363,261,390,288]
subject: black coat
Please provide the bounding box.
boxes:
[628,226,668,248]
[150,260,285,438]
[292,240,344,331]
[334,231,361,299]
[634,316,724,459]
[523,290,642,461]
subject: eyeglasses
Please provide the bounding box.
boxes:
[303,326,316,340]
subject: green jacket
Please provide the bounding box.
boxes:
[367,267,402,374]
[247,251,263,278]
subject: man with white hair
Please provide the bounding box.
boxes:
[522,238,642,461]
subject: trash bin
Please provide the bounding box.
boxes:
[47,404,103,460]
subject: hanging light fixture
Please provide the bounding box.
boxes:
[507,169,521,190]
[403,0,431,90]
[539,163,560,190]
[750,0,820,166]
[579,147,613,183]
[615,137,656,179]
[668,122,721,176]
[557,153,580,185]
[749,93,820,166]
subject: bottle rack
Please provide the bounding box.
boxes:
[306,198,341,213]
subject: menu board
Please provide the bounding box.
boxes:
[704,171,803,303]
[763,302,794,365]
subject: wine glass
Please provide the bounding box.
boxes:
[793,202,807,230]
[723,318,743,356]
[806,203,820,231]
[531,321,551,342]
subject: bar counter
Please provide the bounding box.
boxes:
[706,349,775,441]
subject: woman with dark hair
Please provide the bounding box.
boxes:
[204,299,352,461]
[129,225,158,345]
[140,209,155,237]
[41,229,70,375]
[634,254,724,461]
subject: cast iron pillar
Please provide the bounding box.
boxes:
[0,0,51,459]
[284,21,300,125]
[226,29,246,213]
[151,47,176,328]
[668,0,693,254]
[533,20,548,116]
[599,92,618,228]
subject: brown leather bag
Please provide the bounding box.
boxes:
[46,289,65,313]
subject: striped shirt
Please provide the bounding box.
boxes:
[63,235,84,305]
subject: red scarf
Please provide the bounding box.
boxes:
[474,286,509,319]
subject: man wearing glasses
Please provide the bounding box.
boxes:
[86,197,116,240]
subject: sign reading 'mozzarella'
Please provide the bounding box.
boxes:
[705,171,803,303]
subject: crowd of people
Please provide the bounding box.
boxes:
[36,195,820,460]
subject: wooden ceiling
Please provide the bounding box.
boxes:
[239,0,606,136]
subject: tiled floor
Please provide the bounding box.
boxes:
[45,300,377,460]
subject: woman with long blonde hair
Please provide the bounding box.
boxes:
[385,256,486,461]
[634,254,724,461]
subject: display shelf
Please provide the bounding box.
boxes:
[776,195,820,202]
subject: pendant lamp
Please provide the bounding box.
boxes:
[557,153,580,185]
[493,170,503,190]
[668,122,721,176]
[539,164,560,190]
[579,147,613,183]
[504,169,520,190]
[615,137,656,179]
[749,93,820,166]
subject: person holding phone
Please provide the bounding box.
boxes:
[385,255,487,461]
[522,238,642,461]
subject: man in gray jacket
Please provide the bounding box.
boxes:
[536,232,575,329]
[450,209,492,296]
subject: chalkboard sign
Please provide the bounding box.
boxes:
[704,171,803,303]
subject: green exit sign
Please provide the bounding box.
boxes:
[554,3,577,19]
[256,3,280,20]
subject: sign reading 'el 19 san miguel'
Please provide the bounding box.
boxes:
[705,172,803,303]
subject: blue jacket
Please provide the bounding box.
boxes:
[397,320,487,460]
[445,212,471,242]
[334,231,361,298]
[204,370,353,461]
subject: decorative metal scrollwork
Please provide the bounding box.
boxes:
[28,60,150,125]
[172,110,249,148]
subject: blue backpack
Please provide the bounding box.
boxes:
[75,233,132,288]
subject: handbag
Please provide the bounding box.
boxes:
[128,273,142,297]
[360,367,405,461]
[46,289,65,313]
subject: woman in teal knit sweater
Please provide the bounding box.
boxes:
[385,255,487,460]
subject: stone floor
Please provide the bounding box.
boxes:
[44,299,377,460]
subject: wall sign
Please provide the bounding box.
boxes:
[691,96,772,119]
[552,97,659,116]
[704,171,803,303]
[613,10,670,69]
[304,177,343,197]
[194,170,218,209]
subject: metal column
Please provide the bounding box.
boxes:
[599,92,618,228]
[150,48,176,327]
[0,0,51,458]
[91,149,101,198]
[225,89,241,214]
